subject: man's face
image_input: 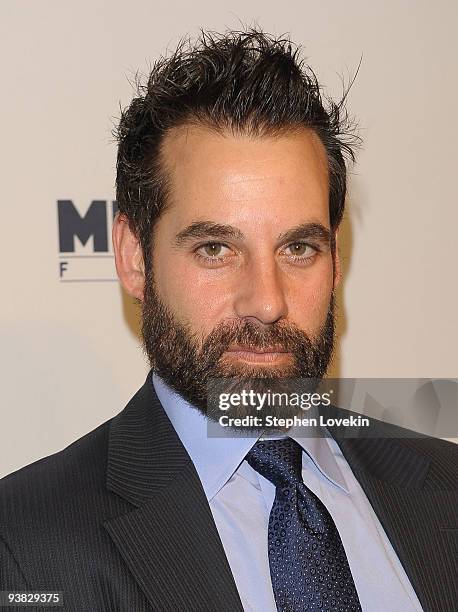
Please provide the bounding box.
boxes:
[141,124,338,417]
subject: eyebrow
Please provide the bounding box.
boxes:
[173,220,332,248]
[174,221,245,246]
[277,223,331,246]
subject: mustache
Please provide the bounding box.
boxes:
[200,318,315,357]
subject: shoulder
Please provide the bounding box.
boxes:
[0,409,141,589]
[0,416,114,525]
[409,435,457,455]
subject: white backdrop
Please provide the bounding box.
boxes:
[1,0,457,477]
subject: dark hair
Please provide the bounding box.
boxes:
[114,28,358,269]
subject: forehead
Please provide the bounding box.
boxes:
[159,122,330,227]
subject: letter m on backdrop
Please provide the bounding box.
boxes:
[58,200,108,252]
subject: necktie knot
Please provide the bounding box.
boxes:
[246,437,303,488]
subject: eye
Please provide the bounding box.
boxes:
[200,243,227,257]
[282,242,319,263]
[194,242,234,265]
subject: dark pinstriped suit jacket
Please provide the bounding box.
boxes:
[0,374,456,611]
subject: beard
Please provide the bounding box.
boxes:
[141,270,336,427]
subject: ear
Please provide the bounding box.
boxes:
[112,214,145,301]
[332,229,342,289]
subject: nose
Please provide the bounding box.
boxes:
[233,257,288,325]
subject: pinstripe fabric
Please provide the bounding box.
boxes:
[0,533,29,590]
[334,420,457,612]
[350,474,457,612]
[0,421,152,611]
[0,373,456,611]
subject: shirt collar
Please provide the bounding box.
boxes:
[152,372,349,500]
[289,428,349,493]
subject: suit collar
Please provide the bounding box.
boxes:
[336,436,431,489]
[324,403,435,489]
[330,409,454,489]
[106,372,192,507]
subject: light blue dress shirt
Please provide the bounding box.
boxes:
[152,373,423,612]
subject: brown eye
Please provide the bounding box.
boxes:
[286,243,315,257]
[203,243,223,256]
[195,242,233,262]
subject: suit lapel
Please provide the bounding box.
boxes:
[103,376,244,612]
[335,433,457,612]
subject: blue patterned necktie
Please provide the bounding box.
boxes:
[246,437,362,612]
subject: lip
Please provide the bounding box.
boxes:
[224,345,292,363]
[226,345,289,354]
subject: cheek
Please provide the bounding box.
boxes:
[181,275,230,324]
[152,251,232,335]
[288,262,334,330]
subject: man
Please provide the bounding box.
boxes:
[0,29,456,612]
